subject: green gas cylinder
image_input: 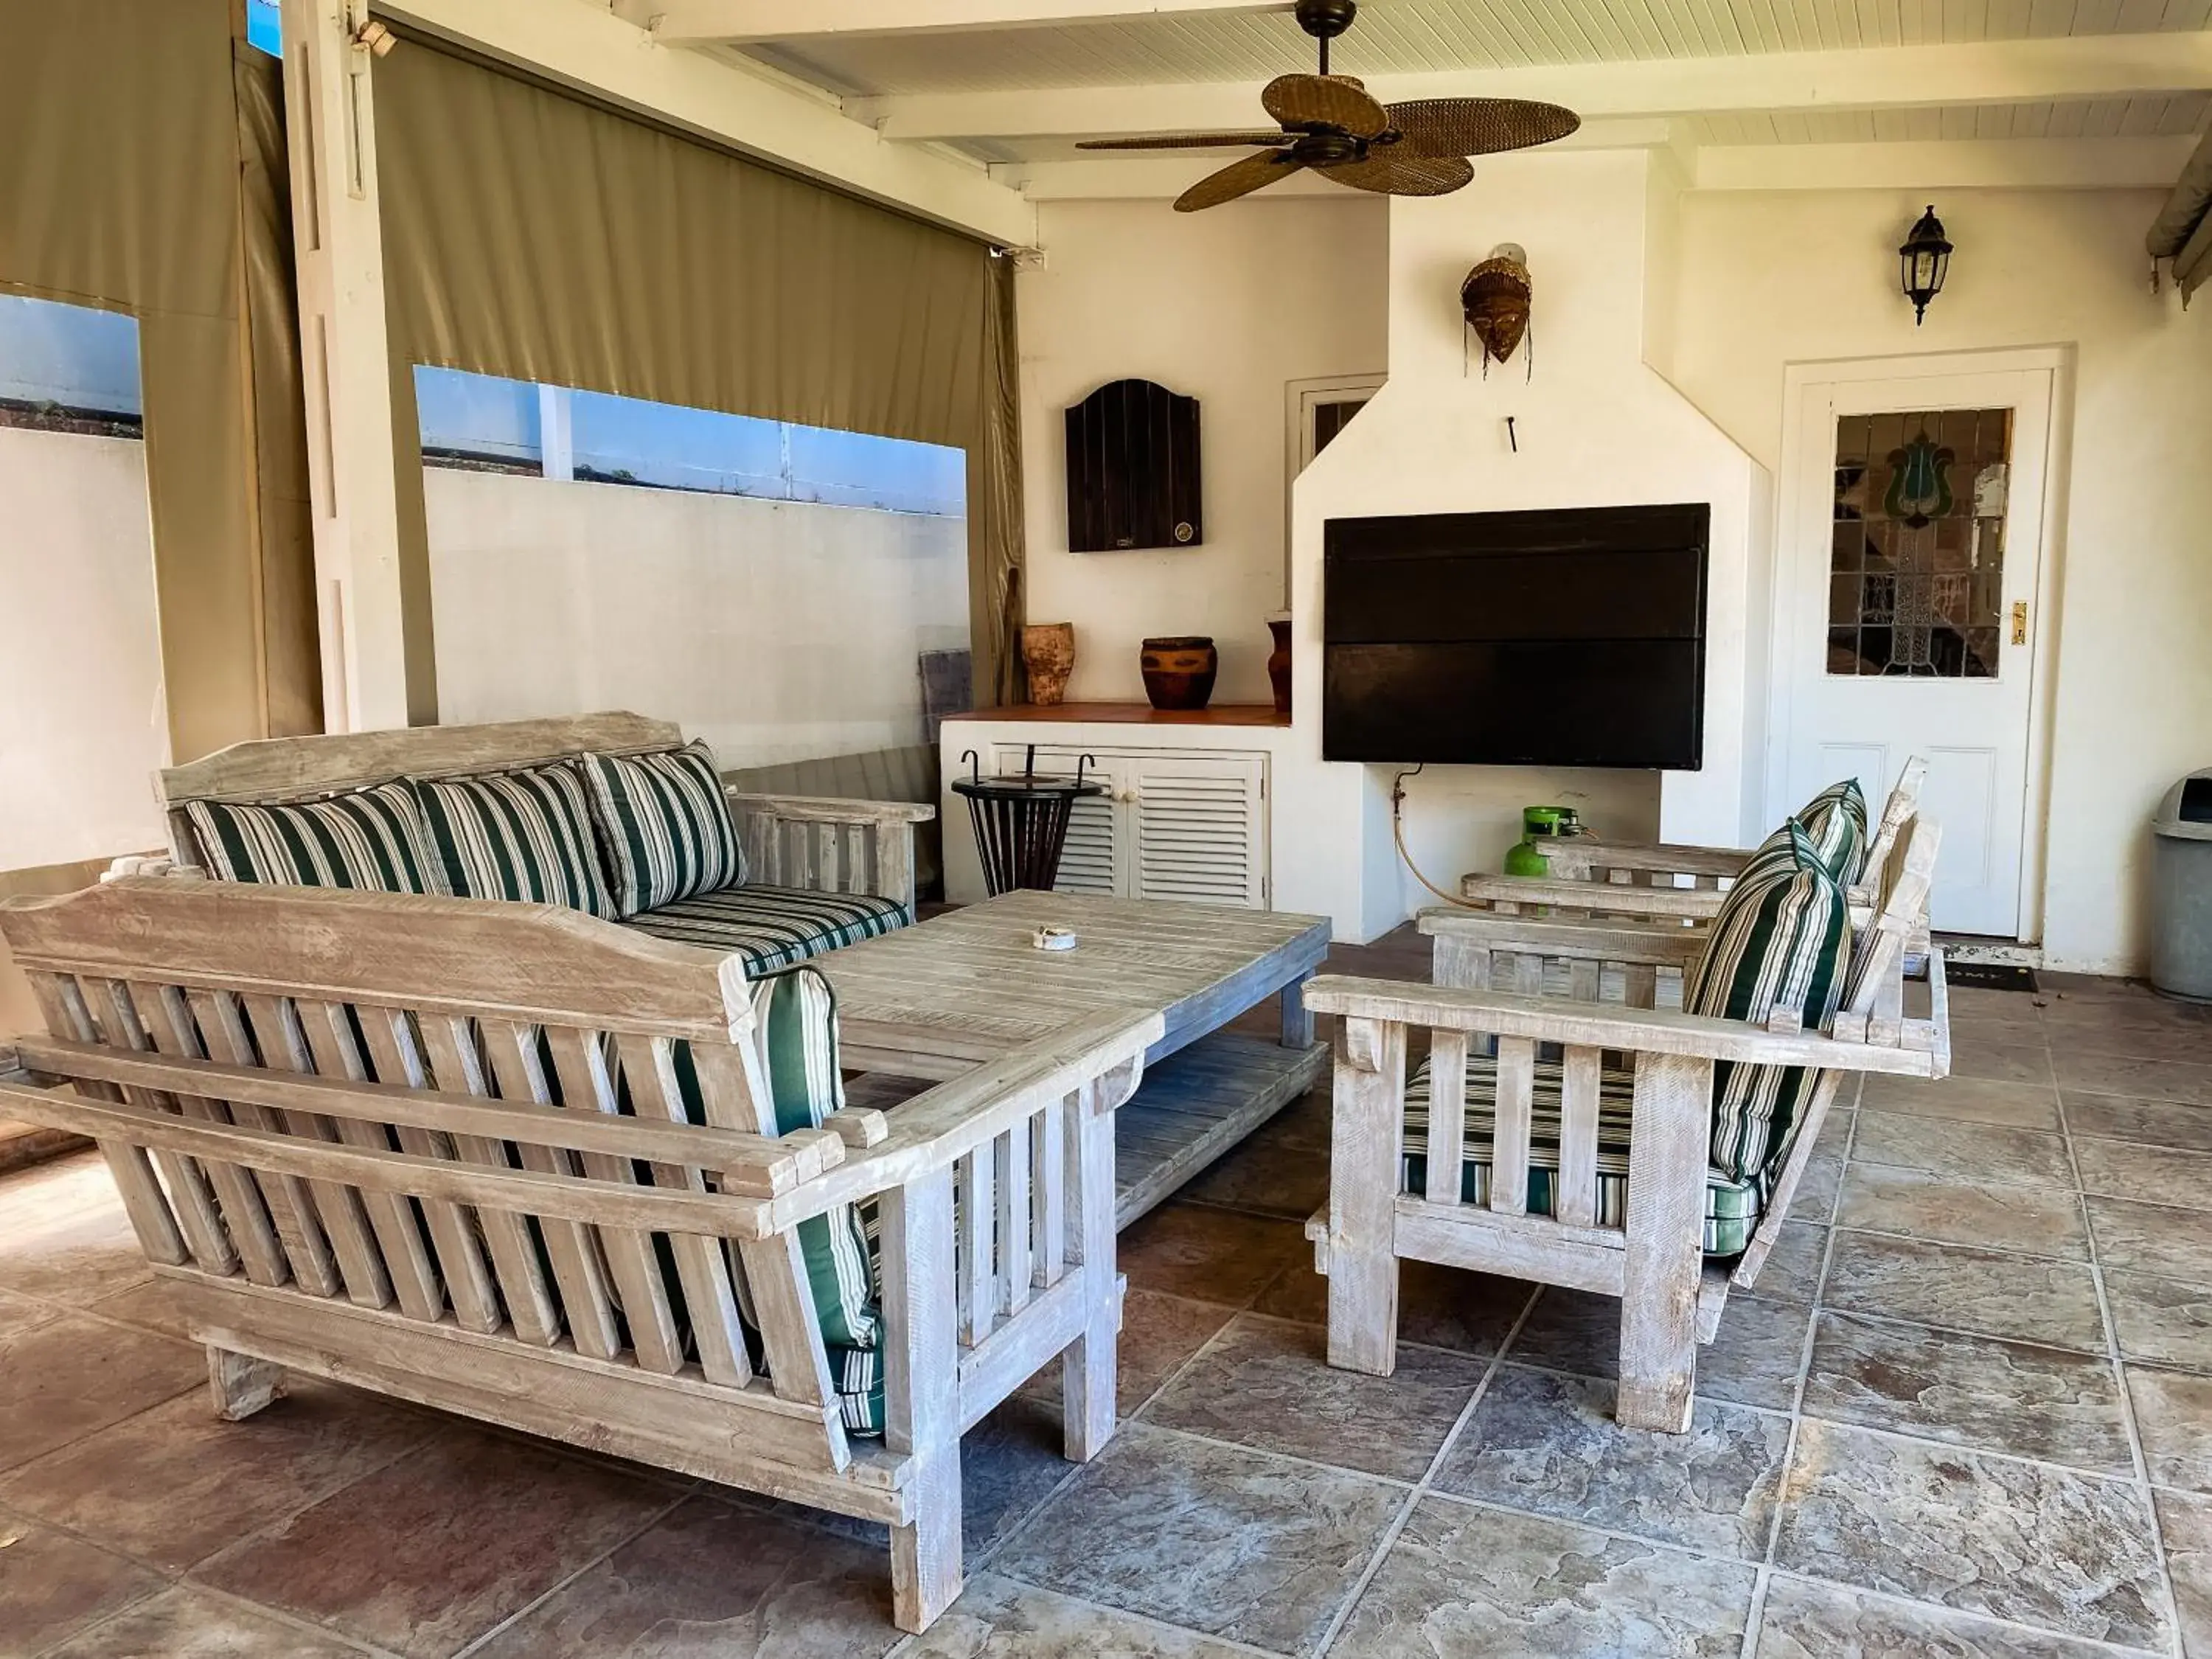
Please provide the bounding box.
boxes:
[1504,806,1582,877]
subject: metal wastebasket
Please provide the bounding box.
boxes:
[2152,769,2212,1001]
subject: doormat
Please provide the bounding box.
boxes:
[1945,962,2040,993]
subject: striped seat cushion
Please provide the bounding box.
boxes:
[579,742,746,917]
[183,784,439,894]
[1686,821,1852,1189]
[661,965,882,1434]
[1402,1053,1767,1259]
[409,765,615,919]
[622,883,910,974]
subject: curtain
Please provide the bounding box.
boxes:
[0,0,321,758]
[373,38,1027,709]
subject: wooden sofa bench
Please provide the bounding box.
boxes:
[0,877,1150,1633]
[118,712,936,977]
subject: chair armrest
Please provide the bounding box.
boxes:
[724,792,936,827]
[723,792,934,911]
[765,1008,1162,1227]
[1416,908,1708,970]
[1301,975,1941,1077]
[1457,874,1729,920]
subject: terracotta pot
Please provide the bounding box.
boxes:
[1140,636,1217,712]
[1020,622,1076,706]
[1265,612,1293,717]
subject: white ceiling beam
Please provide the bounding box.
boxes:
[856,34,2212,141]
[1694,134,2202,192]
[375,0,1035,246]
[647,0,1285,46]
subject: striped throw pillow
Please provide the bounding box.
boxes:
[410,765,616,919]
[1686,821,1852,1186]
[184,783,439,894]
[1793,777,1869,884]
[579,742,746,918]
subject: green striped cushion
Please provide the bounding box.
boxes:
[622,884,910,974]
[1686,821,1851,1186]
[1401,1054,1767,1258]
[409,765,615,919]
[1793,778,1869,884]
[579,742,745,918]
[184,784,438,894]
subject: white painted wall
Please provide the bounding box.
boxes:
[0,428,167,869]
[1669,186,2212,974]
[424,468,969,768]
[1018,195,1388,706]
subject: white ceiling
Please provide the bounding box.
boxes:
[1687,88,2211,142]
[733,0,2212,97]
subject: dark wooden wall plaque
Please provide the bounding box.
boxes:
[1064,378,1203,552]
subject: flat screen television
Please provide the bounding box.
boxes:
[1324,504,1709,769]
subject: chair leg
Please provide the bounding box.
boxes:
[1326,1017,1404,1377]
[206,1347,285,1422]
[891,1450,963,1635]
[1062,1086,1119,1461]
[1616,1053,1713,1432]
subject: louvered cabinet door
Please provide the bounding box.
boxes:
[987,745,1126,897]
[1127,754,1268,909]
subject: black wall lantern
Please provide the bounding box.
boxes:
[1899,204,1952,325]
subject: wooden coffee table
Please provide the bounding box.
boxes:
[815,891,1332,1226]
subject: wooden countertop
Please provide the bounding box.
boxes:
[950,702,1290,728]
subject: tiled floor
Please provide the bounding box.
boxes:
[5,942,2212,1657]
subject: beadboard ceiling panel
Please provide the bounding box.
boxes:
[735,0,2212,96]
[1686,88,2211,140]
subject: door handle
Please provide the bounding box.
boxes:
[2011,601,2028,646]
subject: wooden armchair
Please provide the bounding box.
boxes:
[1455,757,1928,928]
[1303,818,1948,1433]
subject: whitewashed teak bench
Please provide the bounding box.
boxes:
[0,877,1155,1633]
[1303,818,1950,1433]
[122,710,936,919]
[1455,758,1928,928]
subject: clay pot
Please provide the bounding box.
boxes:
[1021,622,1076,706]
[1140,636,1217,712]
[1265,612,1293,717]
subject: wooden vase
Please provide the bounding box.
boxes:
[1139,636,1217,712]
[1265,612,1292,717]
[1021,622,1076,706]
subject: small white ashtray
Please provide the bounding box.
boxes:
[1032,925,1078,952]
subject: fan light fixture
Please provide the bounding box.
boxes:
[1899,205,1952,326]
[1075,0,1579,212]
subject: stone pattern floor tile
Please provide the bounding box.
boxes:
[992,1422,1403,1654]
[0,1512,164,1659]
[1330,1497,1756,1658]
[1834,1162,2092,1259]
[1822,1231,2107,1352]
[193,1429,678,1658]
[1433,1367,1789,1561]
[0,952,2206,1659]
[1801,1312,2133,1473]
[1773,1419,2170,1648]
[1753,1575,2124,1658]
[38,1587,378,1658]
[1141,1313,1487,1481]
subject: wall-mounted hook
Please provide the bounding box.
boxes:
[1506,417,1519,453]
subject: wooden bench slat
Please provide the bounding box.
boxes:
[95,980,240,1278]
[628,1035,753,1388]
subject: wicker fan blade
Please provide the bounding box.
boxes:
[1262,73,1387,138]
[1318,152,1474,198]
[1077,132,1293,150]
[1383,98,1581,159]
[1174,148,1305,212]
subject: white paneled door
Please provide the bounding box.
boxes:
[1773,365,2055,939]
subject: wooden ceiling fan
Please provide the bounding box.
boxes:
[1077,0,1579,212]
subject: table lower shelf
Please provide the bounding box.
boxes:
[844,1027,1329,1234]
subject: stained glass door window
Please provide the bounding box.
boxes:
[1829,407,2011,678]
